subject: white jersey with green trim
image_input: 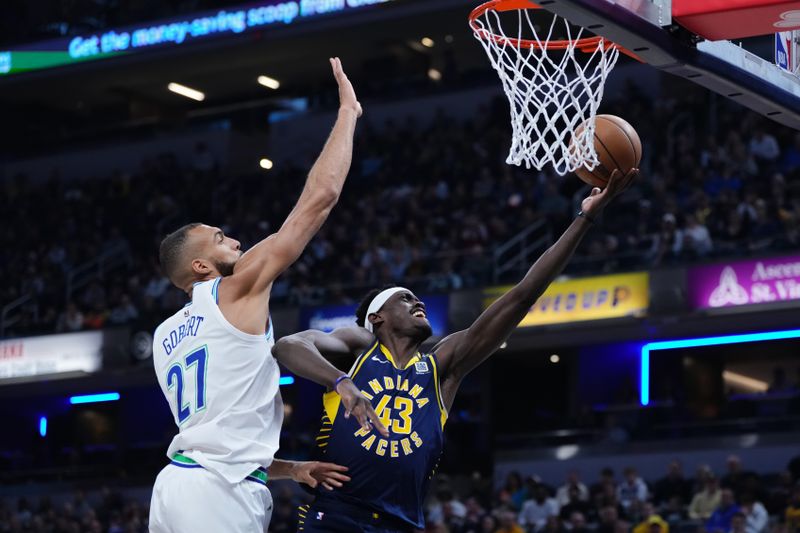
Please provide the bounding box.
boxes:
[152,276,282,484]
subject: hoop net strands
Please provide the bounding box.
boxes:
[470,4,620,174]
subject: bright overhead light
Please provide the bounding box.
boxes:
[550,354,560,364]
[260,158,274,170]
[722,370,768,392]
[168,82,205,101]
[428,68,442,81]
[257,75,281,90]
[421,37,435,48]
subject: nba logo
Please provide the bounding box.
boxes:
[776,31,793,71]
[414,361,429,374]
[316,512,325,520]
[184,309,190,317]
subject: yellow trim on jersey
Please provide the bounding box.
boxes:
[429,354,448,429]
[322,390,342,424]
[350,340,379,379]
[379,343,422,370]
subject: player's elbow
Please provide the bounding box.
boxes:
[272,334,308,361]
[314,182,341,208]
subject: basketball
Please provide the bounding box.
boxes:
[573,114,642,188]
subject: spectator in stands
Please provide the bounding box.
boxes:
[689,474,722,521]
[428,487,467,529]
[560,486,593,523]
[633,502,670,533]
[729,512,747,533]
[654,460,692,506]
[83,301,109,329]
[497,510,526,533]
[765,471,794,517]
[706,489,740,533]
[108,293,139,325]
[661,496,686,525]
[567,511,590,533]
[520,485,560,532]
[617,468,649,515]
[500,472,530,512]
[596,505,621,533]
[596,482,627,522]
[650,213,684,266]
[739,492,768,533]
[56,301,84,332]
[748,199,781,251]
[785,486,800,532]
[722,456,755,496]
[481,514,499,533]
[682,214,713,257]
[591,468,617,500]
[749,127,781,166]
[462,497,488,533]
[557,472,590,507]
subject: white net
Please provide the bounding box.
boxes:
[471,5,620,175]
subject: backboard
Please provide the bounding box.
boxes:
[529,0,800,130]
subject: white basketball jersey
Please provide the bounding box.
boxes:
[152,277,283,484]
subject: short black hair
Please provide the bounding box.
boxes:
[159,222,202,285]
[355,284,396,328]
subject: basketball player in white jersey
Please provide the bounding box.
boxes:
[148,58,387,533]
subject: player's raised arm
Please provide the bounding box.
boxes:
[273,327,389,436]
[226,58,362,301]
[433,169,638,402]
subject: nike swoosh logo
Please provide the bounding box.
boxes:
[371,355,391,364]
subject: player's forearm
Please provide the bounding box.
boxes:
[446,215,594,378]
[267,458,303,481]
[303,108,359,203]
[272,336,344,390]
[510,215,594,309]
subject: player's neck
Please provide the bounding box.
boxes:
[378,334,421,368]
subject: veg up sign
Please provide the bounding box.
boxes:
[687,255,800,310]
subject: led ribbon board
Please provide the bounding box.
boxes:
[0,0,394,77]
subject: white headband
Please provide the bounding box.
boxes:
[363,287,410,333]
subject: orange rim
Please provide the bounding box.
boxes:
[469,0,641,59]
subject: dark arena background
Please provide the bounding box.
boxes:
[2,0,800,532]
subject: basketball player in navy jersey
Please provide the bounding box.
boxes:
[272,168,638,532]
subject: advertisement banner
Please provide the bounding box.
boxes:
[483,272,649,327]
[300,294,448,336]
[0,0,395,77]
[0,331,103,382]
[688,255,800,309]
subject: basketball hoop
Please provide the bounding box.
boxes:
[469,0,629,174]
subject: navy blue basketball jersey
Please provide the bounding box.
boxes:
[314,340,447,529]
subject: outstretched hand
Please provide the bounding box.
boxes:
[330,57,362,118]
[290,461,351,491]
[581,168,638,217]
[337,379,390,437]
